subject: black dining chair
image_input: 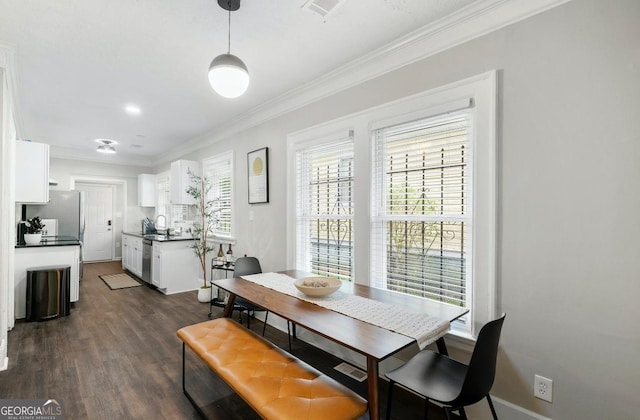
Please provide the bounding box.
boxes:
[385,313,506,420]
[232,256,294,351]
[232,257,269,334]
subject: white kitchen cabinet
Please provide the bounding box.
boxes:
[138,173,156,207]
[151,243,163,288]
[122,234,143,278]
[15,141,49,203]
[150,240,200,294]
[131,237,143,277]
[122,234,129,269]
[14,245,80,319]
[170,159,199,205]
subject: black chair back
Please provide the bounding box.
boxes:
[458,313,506,405]
[233,257,262,277]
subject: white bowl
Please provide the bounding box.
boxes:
[294,276,342,297]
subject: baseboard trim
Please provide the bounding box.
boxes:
[427,395,553,420]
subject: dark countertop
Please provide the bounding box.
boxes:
[16,236,80,248]
[122,231,194,242]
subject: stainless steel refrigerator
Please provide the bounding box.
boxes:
[25,190,85,278]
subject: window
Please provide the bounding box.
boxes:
[294,132,354,281]
[203,151,234,237]
[371,111,472,309]
[288,71,496,338]
[156,171,188,227]
[156,172,170,228]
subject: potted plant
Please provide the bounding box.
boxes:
[185,169,220,303]
[24,216,45,245]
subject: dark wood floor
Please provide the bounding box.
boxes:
[0,261,450,419]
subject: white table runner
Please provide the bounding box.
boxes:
[241,272,450,349]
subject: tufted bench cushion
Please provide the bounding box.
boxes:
[177,317,368,420]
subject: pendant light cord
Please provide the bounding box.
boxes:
[227,2,231,54]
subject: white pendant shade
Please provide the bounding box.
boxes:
[208,53,250,98]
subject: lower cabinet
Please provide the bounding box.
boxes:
[150,240,200,294]
[151,243,163,288]
[122,234,143,278]
[122,235,130,269]
[14,245,80,320]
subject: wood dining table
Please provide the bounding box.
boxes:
[212,269,469,420]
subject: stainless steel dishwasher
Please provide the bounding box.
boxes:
[142,239,152,283]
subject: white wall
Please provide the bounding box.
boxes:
[154,1,640,418]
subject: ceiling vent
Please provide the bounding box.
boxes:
[302,0,347,20]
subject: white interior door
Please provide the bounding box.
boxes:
[80,184,114,261]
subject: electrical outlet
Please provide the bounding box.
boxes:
[534,374,553,402]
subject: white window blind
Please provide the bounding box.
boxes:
[156,172,171,228]
[156,171,188,227]
[371,110,472,309]
[203,151,233,237]
[295,135,354,281]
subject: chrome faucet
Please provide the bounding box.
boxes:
[155,215,168,237]
[155,214,166,229]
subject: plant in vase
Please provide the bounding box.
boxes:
[185,169,221,303]
[24,216,45,245]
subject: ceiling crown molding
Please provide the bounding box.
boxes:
[155,0,571,166]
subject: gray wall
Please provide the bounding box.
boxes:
[56,0,640,418]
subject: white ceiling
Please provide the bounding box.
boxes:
[2,0,493,166]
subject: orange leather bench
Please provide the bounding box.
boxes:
[178,317,368,420]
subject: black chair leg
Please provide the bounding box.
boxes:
[443,407,452,420]
[423,397,430,420]
[262,312,269,336]
[458,407,468,420]
[487,395,498,420]
[286,321,292,352]
[247,310,251,329]
[386,381,395,420]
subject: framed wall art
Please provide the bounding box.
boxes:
[247,147,269,204]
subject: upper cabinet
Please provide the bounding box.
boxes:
[138,174,156,207]
[170,160,199,205]
[15,141,49,204]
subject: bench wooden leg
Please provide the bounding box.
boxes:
[182,342,208,419]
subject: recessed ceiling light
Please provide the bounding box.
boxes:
[125,104,141,115]
[95,139,118,154]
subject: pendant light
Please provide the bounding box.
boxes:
[208,0,249,98]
